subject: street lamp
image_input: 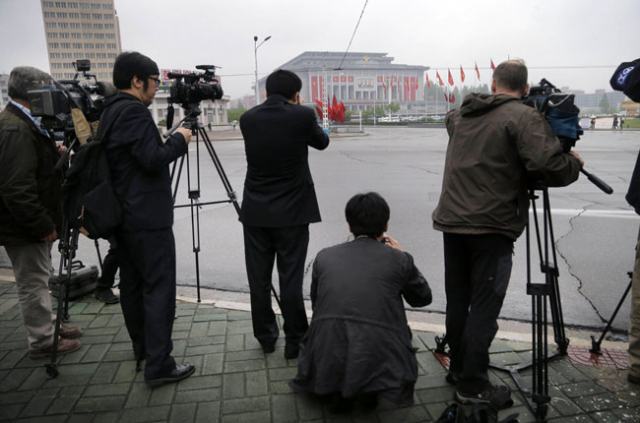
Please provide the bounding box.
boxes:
[254,35,271,106]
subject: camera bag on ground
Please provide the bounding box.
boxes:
[436,403,519,423]
[63,100,137,239]
[49,260,99,301]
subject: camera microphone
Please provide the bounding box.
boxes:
[95,81,117,98]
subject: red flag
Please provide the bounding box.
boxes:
[460,66,465,83]
[436,71,444,86]
[490,59,496,71]
[475,61,480,80]
[444,92,449,102]
[448,69,454,86]
[382,81,386,93]
[450,93,455,104]
[425,72,431,88]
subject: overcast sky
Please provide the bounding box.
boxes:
[1,0,638,99]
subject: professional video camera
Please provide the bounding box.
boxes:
[167,65,223,110]
[523,78,583,153]
[27,60,116,135]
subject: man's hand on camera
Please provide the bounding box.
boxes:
[382,233,403,251]
[177,127,192,145]
[569,151,584,167]
[42,230,58,243]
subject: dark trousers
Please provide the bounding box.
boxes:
[243,224,310,347]
[116,228,177,379]
[443,232,514,394]
[97,236,118,291]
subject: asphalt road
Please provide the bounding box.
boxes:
[48,127,639,332]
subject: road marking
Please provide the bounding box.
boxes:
[533,209,639,219]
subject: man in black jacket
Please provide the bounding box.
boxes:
[239,69,330,359]
[103,52,194,387]
[0,67,83,358]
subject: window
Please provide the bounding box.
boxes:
[69,12,79,18]
[63,62,75,69]
[103,13,113,20]
[44,12,55,18]
[69,22,80,28]
[73,52,84,58]
[52,73,63,79]
[46,22,56,28]
[95,33,104,39]
[81,12,91,19]
[64,73,74,79]
[83,33,93,38]
[96,52,106,58]
[106,33,115,39]
[96,62,107,69]
[102,3,113,9]
[107,53,117,58]
[55,2,67,8]
[84,43,94,49]
[62,52,73,58]
[93,23,103,29]
[85,52,95,58]
[47,32,58,38]
[106,43,117,49]
[68,2,78,8]
[42,1,54,7]
[91,3,100,9]
[49,52,61,58]
[60,42,71,48]
[105,23,114,29]
[82,23,92,29]
[72,42,82,49]
[95,43,105,49]
[58,22,68,28]
[59,32,70,39]
[92,13,102,19]
[56,12,67,18]
[49,42,59,49]
[71,33,81,38]
[80,2,90,9]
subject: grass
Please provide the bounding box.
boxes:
[625,117,640,128]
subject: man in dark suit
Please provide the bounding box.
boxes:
[103,52,194,387]
[239,69,330,359]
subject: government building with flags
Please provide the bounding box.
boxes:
[255,51,429,112]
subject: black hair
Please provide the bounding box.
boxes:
[265,69,302,100]
[112,51,159,90]
[345,192,390,238]
[493,60,528,93]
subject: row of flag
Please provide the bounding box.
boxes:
[426,59,497,89]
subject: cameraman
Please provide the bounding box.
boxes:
[432,60,583,408]
[103,52,193,387]
[0,66,82,358]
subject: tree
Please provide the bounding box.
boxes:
[386,102,400,114]
[599,94,611,114]
[228,108,246,122]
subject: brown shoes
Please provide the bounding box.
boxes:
[59,324,83,339]
[30,338,82,359]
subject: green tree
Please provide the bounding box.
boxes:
[599,94,611,114]
[157,119,166,127]
[227,108,246,122]
[386,102,400,114]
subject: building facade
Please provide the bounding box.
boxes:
[40,0,122,81]
[257,52,429,112]
[0,74,9,110]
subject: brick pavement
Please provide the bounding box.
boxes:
[1,279,639,422]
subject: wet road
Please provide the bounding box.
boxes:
[60,127,640,331]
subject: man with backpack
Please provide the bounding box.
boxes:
[102,52,194,387]
[0,66,83,358]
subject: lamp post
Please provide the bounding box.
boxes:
[254,35,271,106]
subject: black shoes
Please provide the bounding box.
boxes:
[455,383,513,410]
[261,342,276,354]
[446,371,459,385]
[284,343,299,359]
[629,373,640,385]
[145,363,195,387]
[95,288,119,304]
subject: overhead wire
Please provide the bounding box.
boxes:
[336,0,369,70]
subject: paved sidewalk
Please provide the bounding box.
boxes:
[0,279,639,423]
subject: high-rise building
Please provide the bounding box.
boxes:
[40,1,122,82]
[0,74,9,110]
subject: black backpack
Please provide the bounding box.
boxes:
[63,100,137,239]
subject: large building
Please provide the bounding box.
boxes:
[257,52,429,112]
[0,74,9,110]
[40,0,122,81]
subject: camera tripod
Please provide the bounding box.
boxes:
[166,105,281,308]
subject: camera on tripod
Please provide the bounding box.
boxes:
[523,78,582,153]
[167,65,223,110]
[27,59,115,134]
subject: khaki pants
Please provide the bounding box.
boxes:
[630,227,640,377]
[4,243,55,351]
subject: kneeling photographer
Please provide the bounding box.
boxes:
[102,51,193,387]
[432,60,584,409]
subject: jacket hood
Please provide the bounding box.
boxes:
[104,92,142,108]
[459,93,519,117]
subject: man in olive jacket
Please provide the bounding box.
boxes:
[432,60,583,408]
[0,67,82,358]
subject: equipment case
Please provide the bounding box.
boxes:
[49,261,99,301]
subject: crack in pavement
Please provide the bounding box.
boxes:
[554,204,608,324]
[338,150,441,175]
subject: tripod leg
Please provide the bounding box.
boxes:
[590,277,633,354]
[94,239,103,274]
[198,129,241,214]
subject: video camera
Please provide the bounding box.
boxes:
[523,79,583,153]
[27,60,116,134]
[167,65,223,109]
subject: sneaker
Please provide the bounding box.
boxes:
[95,289,120,304]
[456,383,513,410]
[59,324,83,339]
[30,338,82,359]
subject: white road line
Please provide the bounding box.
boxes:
[532,209,639,219]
